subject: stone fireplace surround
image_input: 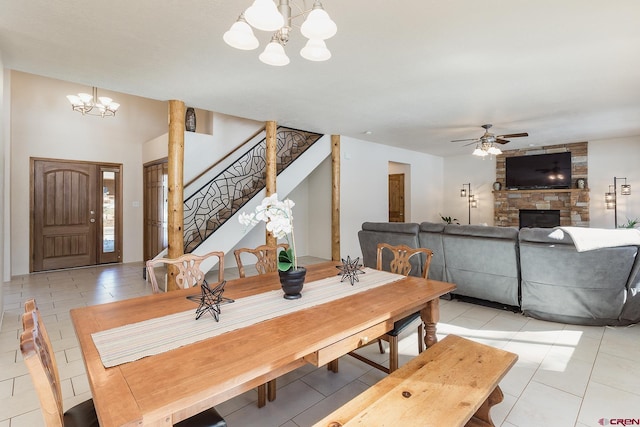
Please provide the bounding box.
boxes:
[493,142,589,227]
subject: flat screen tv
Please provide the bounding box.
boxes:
[505,152,572,190]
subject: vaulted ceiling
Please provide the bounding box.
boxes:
[1,0,639,156]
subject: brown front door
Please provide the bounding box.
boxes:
[388,173,405,222]
[31,158,122,272]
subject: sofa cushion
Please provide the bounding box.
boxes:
[442,224,520,306]
[418,222,446,281]
[519,227,638,325]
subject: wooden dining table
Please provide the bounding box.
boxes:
[70,261,456,427]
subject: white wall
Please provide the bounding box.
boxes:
[588,136,640,228]
[443,154,496,225]
[307,157,332,259]
[340,137,444,259]
[10,72,168,275]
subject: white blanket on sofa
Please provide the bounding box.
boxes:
[549,226,640,252]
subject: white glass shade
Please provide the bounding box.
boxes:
[487,145,502,155]
[66,95,82,106]
[472,147,488,157]
[259,41,290,66]
[300,6,337,40]
[224,19,259,50]
[300,38,331,61]
[78,92,93,103]
[245,0,284,31]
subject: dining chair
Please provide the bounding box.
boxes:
[232,243,288,407]
[348,243,433,374]
[146,250,225,293]
[20,298,227,427]
[233,243,289,278]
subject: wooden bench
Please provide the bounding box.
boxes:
[313,334,518,427]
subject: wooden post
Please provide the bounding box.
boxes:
[167,100,185,291]
[331,135,341,261]
[265,121,277,248]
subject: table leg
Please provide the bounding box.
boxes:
[421,298,440,348]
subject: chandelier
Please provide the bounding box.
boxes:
[66,87,120,117]
[223,0,337,66]
[472,136,502,157]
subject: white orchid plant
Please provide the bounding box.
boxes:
[238,193,298,272]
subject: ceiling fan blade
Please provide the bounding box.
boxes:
[497,132,528,138]
[451,138,478,143]
[495,138,510,144]
[463,141,479,146]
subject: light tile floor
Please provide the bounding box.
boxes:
[1,259,639,427]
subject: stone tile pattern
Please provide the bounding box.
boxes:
[493,142,589,227]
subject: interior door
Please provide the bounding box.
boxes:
[388,173,405,222]
[143,160,168,262]
[31,158,122,272]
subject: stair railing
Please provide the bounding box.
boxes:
[183,126,323,252]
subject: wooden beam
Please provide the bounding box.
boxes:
[167,100,185,291]
[331,135,340,261]
[265,121,277,248]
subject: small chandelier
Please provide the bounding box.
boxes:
[66,87,120,117]
[224,0,337,66]
[472,139,502,157]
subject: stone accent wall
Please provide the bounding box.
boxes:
[494,142,589,227]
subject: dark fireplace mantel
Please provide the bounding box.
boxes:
[519,209,560,229]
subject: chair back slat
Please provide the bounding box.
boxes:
[146,251,224,293]
[376,243,433,279]
[234,244,289,278]
[20,299,65,427]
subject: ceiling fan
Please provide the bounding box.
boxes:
[451,124,529,156]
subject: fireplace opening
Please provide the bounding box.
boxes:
[519,209,560,229]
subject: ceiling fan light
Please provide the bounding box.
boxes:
[224,17,260,50]
[472,147,487,157]
[487,146,502,155]
[259,40,290,66]
[300,3,337,40]
[300,38,331,61]
[245,0,284,31]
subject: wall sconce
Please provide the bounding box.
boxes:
[604,177,631,227]
[460,183,477,224]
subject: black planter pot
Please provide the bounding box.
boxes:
[278,267,306,299]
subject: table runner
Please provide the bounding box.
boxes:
[92,268,404,367]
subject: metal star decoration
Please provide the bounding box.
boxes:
[336,256,365,285]
[195,280,231,321]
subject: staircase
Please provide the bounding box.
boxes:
[183,126,325,253]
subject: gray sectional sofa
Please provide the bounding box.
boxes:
[358,221,640,326]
